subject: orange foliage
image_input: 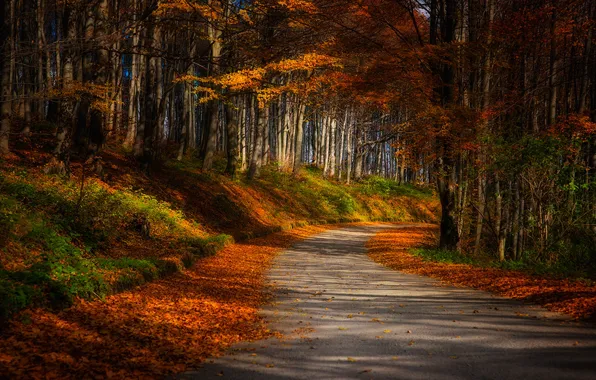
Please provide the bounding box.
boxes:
[368,227,596,320]
[0,225,342,379]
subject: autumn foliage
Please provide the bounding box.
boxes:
[368,227,596,320]
[0,225,339,379]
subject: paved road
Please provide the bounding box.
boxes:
[182,225,596,380]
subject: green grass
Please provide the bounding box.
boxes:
[410,248,477,265]
[410,247,596,282]
[1,172,191,250]
[0,168,222,324]
[180,234,235,256]
[0,155,437,324]
[355,176,434,199]
[247,165,435,222]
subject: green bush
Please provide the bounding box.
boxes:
[98,257,160,281]
[181,234,234,257]
[410,248,476,265]
[1,174,191,249]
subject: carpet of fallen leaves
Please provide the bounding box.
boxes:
[0,224,339,379]
[368,226,596,320]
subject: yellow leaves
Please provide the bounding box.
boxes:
[157,1,214,19]
[347,357,357,362]
[268,53,340,73]
[179,53,342,105]
[278,0,318,14]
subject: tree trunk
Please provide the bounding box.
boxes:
[0,0,13,156]
[226,100,239,177]
[293,101,306,173]
[329,117,337,178]
[125,0,140,148]
[248,104,267,179]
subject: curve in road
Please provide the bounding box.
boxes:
[182,224,596,380]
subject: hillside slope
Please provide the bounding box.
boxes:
[0,146,438,322]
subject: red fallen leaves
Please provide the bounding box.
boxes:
[0,225,336,379]
[368,226,596,320]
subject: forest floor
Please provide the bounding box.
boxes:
[2,141,595,379]
[185,225,596,380]
[368,226,596,320]
[0,139,437,378]
[0,140,437,325]
[0,224,350,378]
[0,222,595,378]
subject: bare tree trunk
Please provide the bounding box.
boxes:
[203,0,223,170]
[435,0,459,250]
[36,0,46,120]
[346,121,352,184]
[226,99,239,177]
[323,116,330,175]
[262,104,270,165]
[474,0,494,254]
[248,104,267,179]
[240,95,248,170]
[495,177,505,261]
[133,29,148,157]
[203,100,219,168]
[512,180,521,260]
[329,117,337,177]
[124,0,140,148]
[548,7,558,126]
[293,101,306,173]
[0,0,14,156]
[338,112,347,180]
[578,2,594,114]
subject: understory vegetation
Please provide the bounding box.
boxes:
[411,248,596,282]
[368,226,596,320]
[0,150,437,324]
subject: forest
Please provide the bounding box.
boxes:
[1,0,594,261]
[0,0,595,378]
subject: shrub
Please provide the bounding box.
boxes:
[410,248,476,265]
[181,234,234,257]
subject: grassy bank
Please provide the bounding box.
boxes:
[0,164,232,324]
[0,149,437,323]
[368,226,596,320]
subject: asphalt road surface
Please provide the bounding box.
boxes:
[182,225,596,380]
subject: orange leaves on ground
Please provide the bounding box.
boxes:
[368,226,596,320]
[0,225,335,379]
